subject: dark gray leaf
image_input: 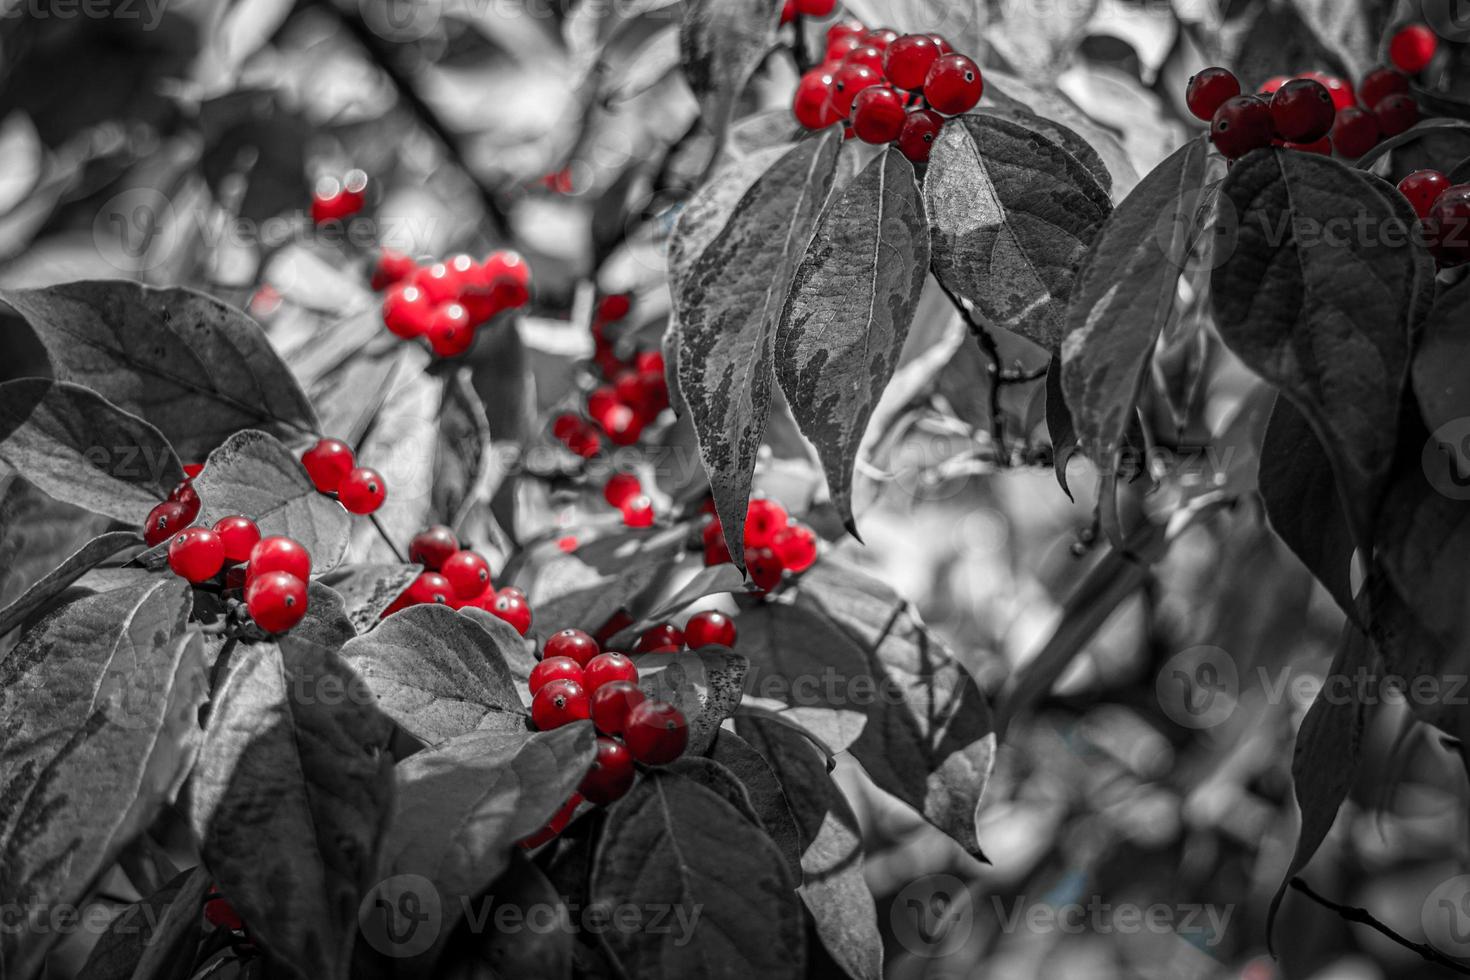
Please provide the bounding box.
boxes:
[0,378,183,522]
[668,144,789,291]
[1045,358,1077,499]
[776,149,929,531]
[0,478,113,636]
[318,563,420,634]
[1413,273,1470,435]
[444,851,572,980]
[1,280,318,460]
[675,131,842,568]
[78,867,208,980]
[679,0,777,139]
[707,730,802,878]
[0,530,141,639]
[433,371,493,529]
[973,106,1113,196]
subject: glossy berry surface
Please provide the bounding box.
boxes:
[491,590,532,635]
[371,249,416,292]
[441,550,491,599]
[1399,170,1450,219]
[584,652,638,692]
[409,525,459,569]
[1389,23,1438,73]
[590,680,646,736]
[1209,95,1273,159]
[773,524,818,572]
[1331,107,1380,158]
[1428,187,1470,265]
[744,499,789,548]
[898,108,945,163]
[794,0,834,14]
[338,467,387,514]
[203,897,243,931]
[1359,67,1409,111]
[852,85,906,144]
[624,701,688,765]
[245,571,308,633]
[793,69,839,130]
[924,54,983,115]
[168,528,225,583]
[405,571,453,606]
[579,737,636,805]
[529,656,584,696]
[144,500,190,547]
[545,628,599,666]
[213,515,261,563]
[1269,79,1335,142]
[603,472,642,509]
[633,622,684,654]
[621,494,655,528]
[841,45,886,74]
[382,284,434,339]
[884,34,941,91]
[702,519,732,566]
[748,546,784,592]
[1374,93,1419,136]
[247,536,310,582]
[1185,67,1240,122]
[428,303,474,358]
[831,63,883,117]
[301,437,355,493]
[685,610,736,649]
[531,678,590,730]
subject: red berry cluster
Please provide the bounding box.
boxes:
[384,524,533,634]
[300,437,386,515]
[1398,171,1470,266]
[310,170,369,225]
[630,609,737,654]
[792,21,981,162]
[375,249,531,358]
[701,496,818,593]
[519,627,690,845]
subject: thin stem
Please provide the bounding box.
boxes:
[1289,878,1470,976]
[933,271,1006,460]
[791,14,813,74]
[369,512,408,563]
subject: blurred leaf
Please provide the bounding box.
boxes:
[1414,273,1470,435]
[434,370,493,528]
[78,867,208,980]
[0,529,141,639]
[667,143,789,292]
[679,0,778,140]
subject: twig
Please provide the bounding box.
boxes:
[790,15,814,74]
[316,0,511,240]
[933,271,1006,459]
[999,364,1049,385]
[1289,878,1470,975]
[369,511,408,563]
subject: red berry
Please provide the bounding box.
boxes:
[633,622,684,654]
[772,523,818,572]
[383,284,434,339]
[634,349,663,375]
[621,494,655,528]
[168,528,225,583]
[702,519,732,566]
[579,737,636,805]
[1359,67,1409,111]
[301,437,356,494]
[544,628,599,667]
[1304,72,1357,111]
[518,793,581,849]
[603,472,642,509]
[1258,75,1290,95]
[414,262,461,305]
[623,700,688,765]
[441,549,492,599]
[212,515,260,564]
[862,28,897,51]
[182,463,204,479]
[841,44,886,73]
[531,678,589,730]
[408,525,459,569]
[1399,169,1450,219]
[371,249,416,291]
[748,546,784,592]
[590,680,646,736]
[406,571,453,606]
[245,571,308,633]
[826,19,863,49]
[1331,106,1380,158]
[428,303,474,358]
[744,498,789,548]
[143,500,190,547]
[1374,92,1419,136]
[1428,185,1470,265]
[338,467,387,515]
[795,0,834,14]
[1283,136,1332,155]
[595,293,631,324]
[884,34,941,91]
[792,69,839,130]
[600,403,644,446]
[1209,95,1273,160]
[482,250,531,309]
[1389,23,1437,74]
[685,610,736,649]
[924,54,983,115]
[247,535,311,583]
[1269,79,1335,142]
[831,63,883,118]
[491,590,532,635]
[530,656,585,696]
[169,477,198,508]
[203,897,243,931]
[852,85,906,144]
[1185,67,1240,121]
[779,0,795,25]
[897,108,944,162]
[824,34,861,65]
[584,652,638,692]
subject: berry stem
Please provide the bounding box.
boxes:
[369,511,409,564]
[1287,878,1470,975]
[932,270,1008,463]
[790,14,814,75]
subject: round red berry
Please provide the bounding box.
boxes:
[1399,169,1450,219]
[831,63,883,118]
[826,19,863,48]
[685,610,736,649]
[924,54,983,115]
[1428,186,1470,265]
[793,68,839,130]
[1389,23,1438,74]
[603,472,642,509]
[203,897,243,931]
[428,303,474,358]
[1209,95,1273,160]
[409,525,459,570]
[624,700,688,765]
[633,622,684,655]
[772,523,818,572]
[840,45,885,74]
[301,437,355,494]
[382,284,434,339]
[212,515,260,564]
[338,467,387,515]
[491,590,532,635]
[441,549,491,599]
[518,793,582,849]
[1305,72,1357,111]
[1269,79,1335,142]
[482,250,531,309]
[863,28,897,50]
[825,34,860,65]
[897,108,944,163]
[747,546,784,592]
[744,498,789,548]
[884,34,941,91]
[168,528,224,583]
[544,628,599,667]
[407,571,454,606]
[579,737,636,805]
[531,678,590,730]
[143,500,190,547]
[1331,106,1380,158]
[795,0,834,13]
[413,262,460,305]
[590,680,646,736]
[530,656,585,696]
[1374,92,1419,136]
[1185,67,1240,121]
[246,571,308,633]
[621,494,655,528]
[584,652,638,692]
[1359,67,1409,110]
[169,478,199,509]
[702,519,732,566]
[852,85,906,144]
[371,249,417,292]
[247,535,310,582]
